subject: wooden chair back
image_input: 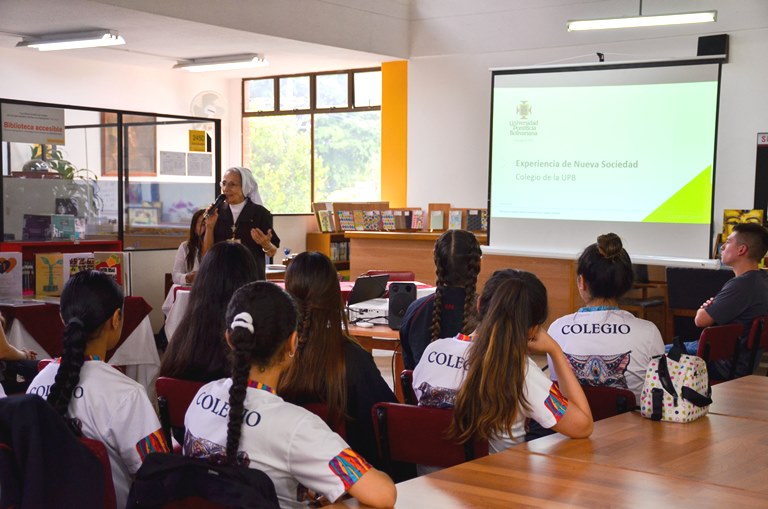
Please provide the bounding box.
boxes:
[697,323,744,381]
[372,402,488,474]
[156,377,205,448]
[580,384,637,421]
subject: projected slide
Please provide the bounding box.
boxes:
[490,80,718,224]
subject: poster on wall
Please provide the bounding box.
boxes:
[1,104,65,145]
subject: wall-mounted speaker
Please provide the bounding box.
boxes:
[697,34,728,60]
[388,283,416,330]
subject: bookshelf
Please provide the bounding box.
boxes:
[306,232,351,280]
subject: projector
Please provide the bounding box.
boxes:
[348,298,389,325]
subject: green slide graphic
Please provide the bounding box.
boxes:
[642,166,712,224]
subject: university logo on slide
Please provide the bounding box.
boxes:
[516,100,533,119]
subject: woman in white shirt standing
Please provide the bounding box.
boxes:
[172,209,205,285]
[547,233,665,402]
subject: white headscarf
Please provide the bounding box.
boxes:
[227,166,263,206]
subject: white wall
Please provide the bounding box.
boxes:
[407,1,768,235]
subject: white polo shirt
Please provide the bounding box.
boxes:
[27,358,167,509]
[184,378,372,508]
[412,334,568,453]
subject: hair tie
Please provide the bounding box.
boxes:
[67,317,85,329]
[231,312,254,334]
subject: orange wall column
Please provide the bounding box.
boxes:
[381,61,407,207]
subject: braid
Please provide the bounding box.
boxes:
[430,286,445,343]
[462,251,481,333]
[226,331,251,465]
[47,321,87,434]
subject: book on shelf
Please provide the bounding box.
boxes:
[338,210,356,231]
[430,210,444,230]
[466,209,483,232]
[317,210,336,233]
[480,209,488,232]
[94,251,131,294]
[52,214,76,240]
[35,253,64,296]
[393,210,406,230]
[22,214,52,241]
[410,210,423,230]
[353,210,366,231]
[382,210,396,231]
[0,252,23,300]
[448,210,463,230]
[363,210,382,231]
[62,253,95,285]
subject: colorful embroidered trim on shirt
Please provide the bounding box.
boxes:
[578,305,620,312]
[544,383,568,422]
[247,380,277,394]
[455,333,473,342]
[54,355,101,364]
[328,448,371,491]
[135,428,170,461]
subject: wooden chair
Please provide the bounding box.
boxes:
[372,402,488,479]
[697,323,744,382]
[365,269,416,281]
[579,385,636,421]
[155,377,205,449]
[80,437,117,509]
[399,370,417,405]
[746,315,768,375]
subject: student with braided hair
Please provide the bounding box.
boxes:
[279,252,396,469]
[184,282,396,508]
[26,271,168,508]
[400,229,482,369]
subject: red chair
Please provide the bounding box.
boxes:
[365,269,416,282]
[302,402,347,439]
[746,315,768,376]
[579,384,636,422]
[399,370,417,405]
[37,358,53,371]
[696,323,744,382]
[79,437,117,509]
[372,402,488,479]
[155,377,205,451]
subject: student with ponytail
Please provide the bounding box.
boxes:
[400,229,482,369]
[413,269,593,454]
[279,251,396,469]
[184,282,396,508]
[27,271,168,508]
[547,233,664,401]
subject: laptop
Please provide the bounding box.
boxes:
[347,274,389,305]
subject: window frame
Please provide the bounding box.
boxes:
[242,68,381,215]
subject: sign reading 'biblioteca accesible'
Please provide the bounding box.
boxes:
[1,104,65,145]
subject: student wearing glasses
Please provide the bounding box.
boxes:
[202,166,280,280]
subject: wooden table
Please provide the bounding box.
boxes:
[521,411,768,495]
[709,375,768,421]
[330,447,767,508]
[347,324,399,353]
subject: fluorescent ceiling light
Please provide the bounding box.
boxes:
[568,11,716,31]
[16,29,125,51]
[174,54,268,72]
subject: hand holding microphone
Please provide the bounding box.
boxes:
[204,194,226,219]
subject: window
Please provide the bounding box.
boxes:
[243,68,381,214]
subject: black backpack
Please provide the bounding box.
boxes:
[126,453,280,509]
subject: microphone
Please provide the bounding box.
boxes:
[204,194,226,219]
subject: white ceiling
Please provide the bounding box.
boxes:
[0,0,407,77]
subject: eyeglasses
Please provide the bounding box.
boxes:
[220,180,241,188]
